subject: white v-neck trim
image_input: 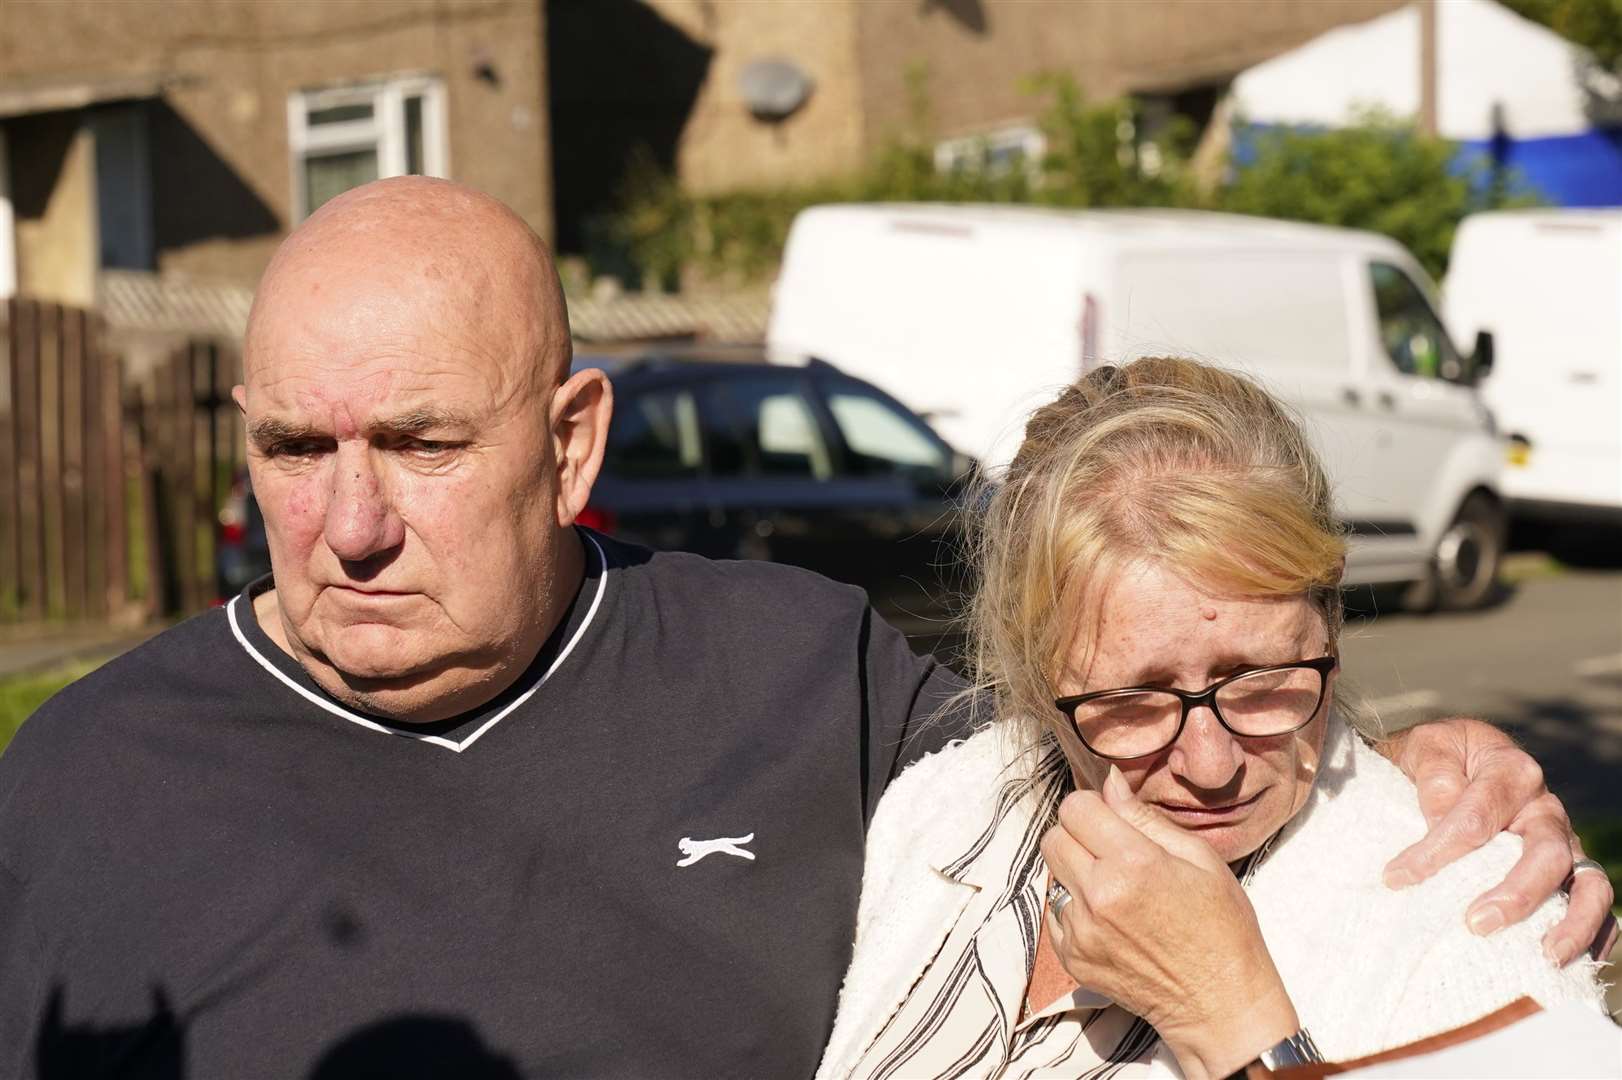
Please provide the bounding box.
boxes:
[226,533,611,753]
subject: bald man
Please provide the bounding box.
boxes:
[0,178,1610,1079]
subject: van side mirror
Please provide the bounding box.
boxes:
[1471,330,1495,381]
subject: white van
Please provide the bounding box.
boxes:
[1445,209,1622,527]
[768,204,1505,608]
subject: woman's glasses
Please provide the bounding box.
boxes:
[1053,655,1339,761]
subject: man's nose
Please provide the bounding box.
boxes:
[1166,705,1246,790]
[324,444,405,563]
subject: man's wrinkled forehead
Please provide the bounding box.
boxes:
[246,262,500,372]
[243,324,525,448]
[242,277,553,441]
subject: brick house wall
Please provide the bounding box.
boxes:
[636,0,867,194]
[852,0,1410,147]
[0,0,552,291]
[598,0,1407,204]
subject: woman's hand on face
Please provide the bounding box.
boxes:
[1040,767,1299,1080]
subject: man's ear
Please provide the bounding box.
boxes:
[550,368,613,528]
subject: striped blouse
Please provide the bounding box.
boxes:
[844,746,1272,1080]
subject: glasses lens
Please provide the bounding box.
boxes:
[1214,666,1324,736]
[1073,690,1183,758]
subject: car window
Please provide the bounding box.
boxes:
[823,382,951,478]
[1369,262,1463,380]
[603,387,701,478]
[700,375,831,480]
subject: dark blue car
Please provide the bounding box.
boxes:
[575,352,975,634]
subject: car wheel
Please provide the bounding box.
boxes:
[1403,493,1506,613]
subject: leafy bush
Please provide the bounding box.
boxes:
[1216,112,1541,279]
[1025,73,1194,210]
[1503,0,1622,73]
[607,73,1176,287]
[605,76,1538,288]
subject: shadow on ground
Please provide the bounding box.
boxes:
[1490,692,1622,822]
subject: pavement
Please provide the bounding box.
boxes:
[0,623,163,679]
[1339,567,1622,822]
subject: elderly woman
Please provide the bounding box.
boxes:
[817,358,1607,1080]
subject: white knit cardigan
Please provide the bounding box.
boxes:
[818,718,1607,1077]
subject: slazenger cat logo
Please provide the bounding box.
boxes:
[676,833,756,867]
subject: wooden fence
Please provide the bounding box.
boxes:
[1,297,241,627]
[139,337,243,617]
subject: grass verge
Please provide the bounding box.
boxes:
[0,661,100,756]
[1574,820,1622,916]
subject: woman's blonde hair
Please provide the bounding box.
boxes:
[966,356,1348,753]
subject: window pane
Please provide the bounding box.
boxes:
[304,148,379,215]
[308,102,374,126]
[404,94,425,175]
[700,377,830,480]
[604,389,700,478]
[825,385,948,476]
[1370,263,1461,380]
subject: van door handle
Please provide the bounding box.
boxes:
[1341,387,1362,407]
[1376,391,1397,410]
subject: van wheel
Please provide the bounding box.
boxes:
[1402,494,1506,612]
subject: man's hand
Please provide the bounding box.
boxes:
[1377,717,1617,967]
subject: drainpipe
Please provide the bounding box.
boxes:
[1419,0,1439,136]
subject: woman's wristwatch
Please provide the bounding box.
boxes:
[1223,1028,1325,1078]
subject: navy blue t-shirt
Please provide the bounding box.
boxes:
[0,531,971,1079]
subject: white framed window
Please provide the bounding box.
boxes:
[933,123,1045,176]
[0,127,15,299]
[288,74,447,221]
[91,104,154,270]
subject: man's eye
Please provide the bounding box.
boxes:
[405,439,455,455]
[268,440,326,458]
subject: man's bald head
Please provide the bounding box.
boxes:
[246,176,571,391]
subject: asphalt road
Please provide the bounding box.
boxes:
[1340,567,1622,822]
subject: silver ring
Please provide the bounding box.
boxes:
[1047,879,1073,919]
[1572,857,1608,880]
[1563,857,1609,894]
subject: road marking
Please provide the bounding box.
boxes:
[1367,690,1442,715]
[1574,654,1622,678]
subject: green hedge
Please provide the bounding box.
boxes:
[605,75,1537,288]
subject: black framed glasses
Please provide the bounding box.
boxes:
[1053,655,1339,761]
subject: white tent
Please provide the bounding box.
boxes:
[1232,0,1606,139]
[1229,0,1622,205]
